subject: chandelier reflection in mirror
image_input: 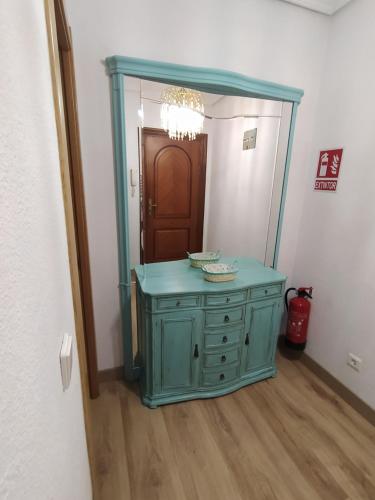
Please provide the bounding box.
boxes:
[160,87,204,140]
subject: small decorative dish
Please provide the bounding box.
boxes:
[187,251,220,269]
[202,262,239,282]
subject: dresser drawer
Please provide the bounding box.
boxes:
[156,295,200,310]
[250,284,282,300]
[205,306,245,328]
[202,365,239,387]
[204,328,242,349]
[203,347,239,368]
[205,290,247,307]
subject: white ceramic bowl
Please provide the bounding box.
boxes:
[201,262,239,282]
[187,251,220,268]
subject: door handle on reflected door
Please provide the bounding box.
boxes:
[148,198,157,215]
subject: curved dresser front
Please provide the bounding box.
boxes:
[135,257,286,408]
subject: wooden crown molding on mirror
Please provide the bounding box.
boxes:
[105,55,304,381]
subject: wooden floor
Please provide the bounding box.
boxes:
[89,354,375,500]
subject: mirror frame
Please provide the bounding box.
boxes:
[105,55,304,381]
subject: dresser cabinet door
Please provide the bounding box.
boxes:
[156,311,201,394]
[242,299,280,374]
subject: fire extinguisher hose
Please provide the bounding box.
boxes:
[284,288,297,312]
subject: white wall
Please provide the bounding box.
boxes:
[205,96,282,263]
[0,2,92,498]
[292,0,375,409]
[65,0,330,370]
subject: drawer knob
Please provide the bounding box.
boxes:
[245,333,249,345]
[226,297,230,303]
[176,300,181,306]
[224,315,230,323]
[220,373,225,381]
[264,290,268,295]
[222,335,228,343]
[221,355,226,363]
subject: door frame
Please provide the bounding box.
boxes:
[49,0,99,399]
[44,0,96,488]
[105,55,304,381]
[141,127,207,263]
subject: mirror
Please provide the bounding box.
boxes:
[123,77,293,363]
[123,76,293,269]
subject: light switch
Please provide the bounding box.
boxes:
[60,333,73,391]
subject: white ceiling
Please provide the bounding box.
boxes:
[278,0,352,15]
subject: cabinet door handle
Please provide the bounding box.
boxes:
[220,373,225,381]
[222,335,228,344]
[221,355,226,363]
[194,344,199,358]
[245,333,249,345]
[224,315,230,323]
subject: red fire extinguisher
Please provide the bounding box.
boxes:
[284,287,313,350]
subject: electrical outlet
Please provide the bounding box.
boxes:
[347,353,362,372]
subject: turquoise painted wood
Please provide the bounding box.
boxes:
[106,55,304,103]
[109,73,139,381]
[135,257,286,408]
[243,299,279,374]
[105,55,303,381]
[272,101,299,268]
[156,311,201,393]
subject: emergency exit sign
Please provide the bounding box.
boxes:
[314,148,343,192]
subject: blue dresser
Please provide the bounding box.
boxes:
[135,257,286,408]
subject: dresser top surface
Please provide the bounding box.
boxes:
[135,257,286,296]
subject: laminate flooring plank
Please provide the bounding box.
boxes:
[200,390,315,500]
[248,382,349,500]
[162,398,243,500]
[232,384,322,500]
[89,355,375,500]
[274,358,375,499]
[90,382,131,500]
[119,384,186,500]
[277,358,375,473]
[280,356,375,445]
